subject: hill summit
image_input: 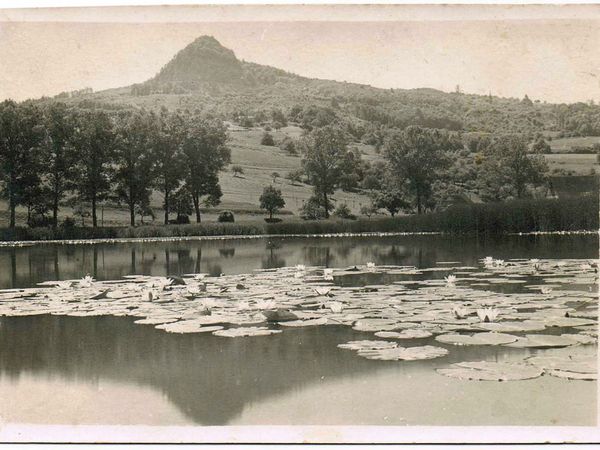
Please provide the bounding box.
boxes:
[135,36,245,93]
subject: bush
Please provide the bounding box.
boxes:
[217,211,235,223]
[300,196,328,220]
[333,203,356,220]
[261,132,275,146]
[61,217,76,229]
[264,218,283,223]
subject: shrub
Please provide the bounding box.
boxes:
[261,132,275,146]
[61,217,76,229]
[217,211,235,223]
[279,137,298,155]
[333,203,356,220]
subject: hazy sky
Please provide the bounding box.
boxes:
[1,5,600,103]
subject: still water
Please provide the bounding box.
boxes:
[0,234,597,426]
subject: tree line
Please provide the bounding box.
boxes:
[296,125,549,219]
[0,101,230,228]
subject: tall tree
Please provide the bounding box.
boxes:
[301,125,349,218]
[180,113,230,222]
[71,110,115,227]
[477,135,548,201]
[114,110,156,226]
[41,102,77,228]
[0,101,45,228]
[151,108,184,224]
[383,126,458,214]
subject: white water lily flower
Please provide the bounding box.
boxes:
[483,256,494,266]
[55,281,73,290]
[254,299,277,310]
[314,286,332,296]
[151,277,173,290]
[141,288,158,302]
[530,259,540,264]
[541,287,553,295]
[194,273,207,281]
[186,284,206,296]
[452,306,469,319]
[201,298,220,309]
[295,264,306,271]
[366,262,376,270]
[494,259,505,267]
[326,301,343,313]
[323,268,334,281]
[236,300,251,311]
[445,275,457,285]
[79,275,94,288]
[476,307,499,323]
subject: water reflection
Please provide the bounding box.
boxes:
[0,315,595,426]
[0,234,596,289]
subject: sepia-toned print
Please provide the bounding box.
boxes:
[0,4,598,444]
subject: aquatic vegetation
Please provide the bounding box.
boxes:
[435,332,518,346]
[437,361,543,381]
[314,286,333,296]
[374,329,433,339]
[79,275,94,288]
[338,340,398,351]
[476,308,499,323]
[0,255,595,385]
[444,275,457,286]
[357,345,448,361]
[325,301,343,313]
[213,326,282,338]
[506,334,584,348]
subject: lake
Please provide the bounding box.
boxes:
[0,233,597,427]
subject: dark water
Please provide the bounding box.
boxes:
[0,234,597,427]
[0,234,596,289]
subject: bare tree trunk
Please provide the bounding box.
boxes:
[192,194,201,223]
[164,190,170,225]
[323,191,330,219]
[91,195,97,227]
[52,193,59,229]
[8,179,16,229]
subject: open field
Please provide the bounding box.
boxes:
[549,136,600,153]
[544,153,600,175]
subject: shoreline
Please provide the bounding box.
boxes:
[0,229,596,247]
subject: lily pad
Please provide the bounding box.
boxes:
[213,327,282,338]
[435,332,518,346]
[437,361,543,381]
[526,355,597,374]
[506,334,580,348]
[279,318,328,327]
[357,345,448,361]
[338,340,398,351]
[352,318,400,332]
[374,329,433,339]
[475,320,546,333]
[548,370,597,381]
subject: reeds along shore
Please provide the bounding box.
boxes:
[0,195,597,242]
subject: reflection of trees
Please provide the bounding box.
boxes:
[302,246,334,267]
[262,241,286,269]
[207,263,223,277]
[218,248,236,258]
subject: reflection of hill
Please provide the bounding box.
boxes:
[0,315,389,425]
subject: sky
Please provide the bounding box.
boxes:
[1,4,600,103]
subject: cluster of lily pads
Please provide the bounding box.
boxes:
[0,255,597,382]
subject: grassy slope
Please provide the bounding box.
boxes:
[0,124,375,227]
